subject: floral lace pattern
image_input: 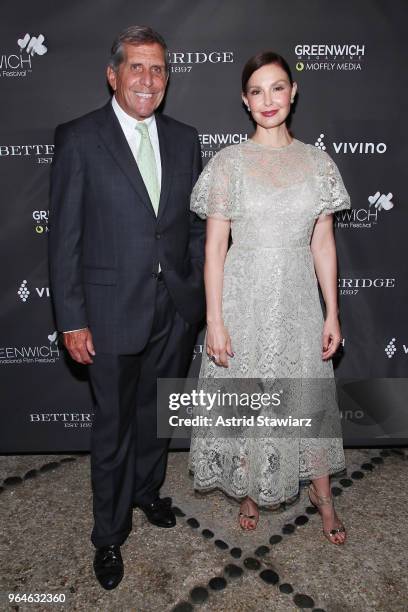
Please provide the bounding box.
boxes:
[188,139,351,507]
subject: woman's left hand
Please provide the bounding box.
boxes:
[322,315,342,360]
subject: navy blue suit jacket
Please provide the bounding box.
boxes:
[49,102,205,353]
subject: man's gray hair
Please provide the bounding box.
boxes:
[109,25,168,72]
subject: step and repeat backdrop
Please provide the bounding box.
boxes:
[0,0,407,451]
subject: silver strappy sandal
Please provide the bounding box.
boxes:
[238,498,259,531]
[308,482,346,545]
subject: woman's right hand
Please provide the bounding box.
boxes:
[206,321,234,368]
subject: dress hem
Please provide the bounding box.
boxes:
[188,464,347,509]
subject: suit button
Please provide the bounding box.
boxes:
[155,232,161,239]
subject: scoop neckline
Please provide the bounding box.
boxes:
[246,137,298,150]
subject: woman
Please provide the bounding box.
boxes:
[188,52,350,544]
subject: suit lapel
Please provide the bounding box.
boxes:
[156,114,174,221]
[95,103,156,218]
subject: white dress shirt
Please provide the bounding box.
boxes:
[111,95,162,185]
[63,97,162,334]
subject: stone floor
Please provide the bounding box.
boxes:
[0,448,407,612]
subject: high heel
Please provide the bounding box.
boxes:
[308,482,346,545]
[238,498,259,531]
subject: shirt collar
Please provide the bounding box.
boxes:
[111,95,155,131]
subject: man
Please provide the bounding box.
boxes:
[49,26,205,590]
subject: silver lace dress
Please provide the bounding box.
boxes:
[188,138,351,507]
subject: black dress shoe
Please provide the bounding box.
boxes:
[157,496,172,508]
[136,497,176,528]
[93,544,124,590]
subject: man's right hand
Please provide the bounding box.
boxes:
[63,328,96,364]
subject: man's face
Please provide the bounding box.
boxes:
[107,42,168,120]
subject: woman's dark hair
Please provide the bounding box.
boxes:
[241,51,293,92]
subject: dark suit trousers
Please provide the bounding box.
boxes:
[88,278,196,547]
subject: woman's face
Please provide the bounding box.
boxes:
[242,63,297,129]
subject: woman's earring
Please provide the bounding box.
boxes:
[246,105,251,112]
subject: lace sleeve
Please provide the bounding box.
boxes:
[190,147,239,220]
[315,150,351,218]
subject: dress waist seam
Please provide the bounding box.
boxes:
[230,245,310,250]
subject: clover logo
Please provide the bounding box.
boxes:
[17,33,47,56]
